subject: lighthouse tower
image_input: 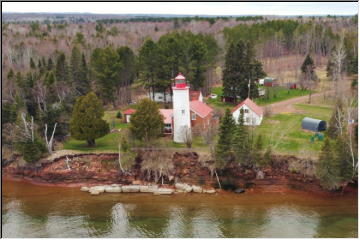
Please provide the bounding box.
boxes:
[172,73,191,143]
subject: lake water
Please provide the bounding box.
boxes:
[2,179,358,238]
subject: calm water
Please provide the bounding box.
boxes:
[2,179,358,238]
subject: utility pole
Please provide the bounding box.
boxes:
[247,78,251,99]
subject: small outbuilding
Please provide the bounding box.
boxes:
[123,108,136,123]
[301,117,326,132]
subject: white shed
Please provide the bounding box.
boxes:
[231,98,263,126]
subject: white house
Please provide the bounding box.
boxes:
[149,90,203,103]
[231,98,263,126]
[149,92,172,103]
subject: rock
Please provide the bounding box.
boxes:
[192,185,203,193]
[139,185,158,193]
[175,183,192,193]
[105,185,122,193]
[90,190,101,195]
[203,189,216,194]
[89,185,106,193]
[234,188,245,194]
[80,186,89,192]
[256,170,265,179]
[154,188,174,195]
[111,184,121,187]
[122,185,140,193]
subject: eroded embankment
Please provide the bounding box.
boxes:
[2,151,357,195]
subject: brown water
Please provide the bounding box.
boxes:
[2,179,358,238]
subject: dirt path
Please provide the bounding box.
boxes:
[267,90,334,115]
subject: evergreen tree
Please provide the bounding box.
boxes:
[129,98,164,142]
[223,40,265,101]
[232,109,251,165]
[69,92,109,147]
[70,51,91,96]
[138,38,161,96]
[253,134,265,166]
[55,52,68,83]
[91,47,123,105]
[30,57,36,69]
[47,58,53,71]
[215,109,236,167]
[188,39,207,90]
[316,138,342,190]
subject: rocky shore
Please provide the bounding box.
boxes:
[2,151,357,196]
[79,182,216,196]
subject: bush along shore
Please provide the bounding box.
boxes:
[2,151,357,196]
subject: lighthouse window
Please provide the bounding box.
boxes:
[181,110,185,115]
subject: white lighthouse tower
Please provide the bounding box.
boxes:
[172,73,191,143]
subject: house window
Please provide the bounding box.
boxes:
[244,109,249,113]
[191,112,196,120]
[246,117,250,123]
[158,96,163,100]
[181,110,185,115]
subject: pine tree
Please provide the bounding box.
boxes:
[69,92,109,147]
[55,52,68,83]
[90,46,123,105]
[215,109,236,167]
[47,58,53,71]
[30,57,36,69]
[189,39,207,90]
[223,40,265,101]
[138,38,161,96]
[300,54,318,103]
[232,109,251,165]
[129,98,164,142]
[253,134,264,166]
[316,138,342,190]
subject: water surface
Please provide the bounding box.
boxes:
[2,180,357,238]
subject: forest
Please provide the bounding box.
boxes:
[1,15,358,189]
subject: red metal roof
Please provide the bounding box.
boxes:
[123,108,136,115]
[159,109,173,124]
[189,91,201,101]
[231,98,263,116]
[190,100,213,118]
[175,73,186,80]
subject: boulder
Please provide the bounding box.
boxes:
[175,183,192,193]
[105,185,122,193]
[139,185,158,193]
[89,185,106,193]
[122,185,140,193]
[192,185,203,193]
[154,188,174,195]
[203,189,216,194]
[89,190,101,195]
[234,188,245,194]
[80,186,89,192]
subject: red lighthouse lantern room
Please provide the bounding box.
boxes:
[174,73,186,88]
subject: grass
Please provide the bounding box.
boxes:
[63,110,129,152]
[254,103,333,156]
[254,87,310,106]
[206,86,311,111]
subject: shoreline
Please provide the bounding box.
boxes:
[3,174,357,198]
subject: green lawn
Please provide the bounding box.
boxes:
[255,103,332,156]
[63,110,129,152]
[255,87,311,106]
[206,86,311,111]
